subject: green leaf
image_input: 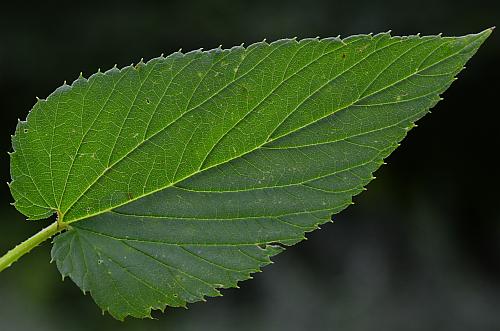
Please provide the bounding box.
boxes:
[9,30,491,320]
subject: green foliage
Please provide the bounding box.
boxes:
[8,30,491,320]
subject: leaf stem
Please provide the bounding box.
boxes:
[0,220,67,272]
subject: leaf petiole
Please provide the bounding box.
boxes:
[0,219,67,272]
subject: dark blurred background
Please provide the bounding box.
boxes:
[0,1,498,330]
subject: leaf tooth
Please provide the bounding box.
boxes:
[186,48,203,56]
[305,36,321,43]
[103,64,119,75]
[158,303,167,313]
[229,44,244,52]
[142,308,154,320]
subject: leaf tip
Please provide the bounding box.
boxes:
[479,27,494,38]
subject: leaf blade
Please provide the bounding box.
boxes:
[10,29,492,319]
